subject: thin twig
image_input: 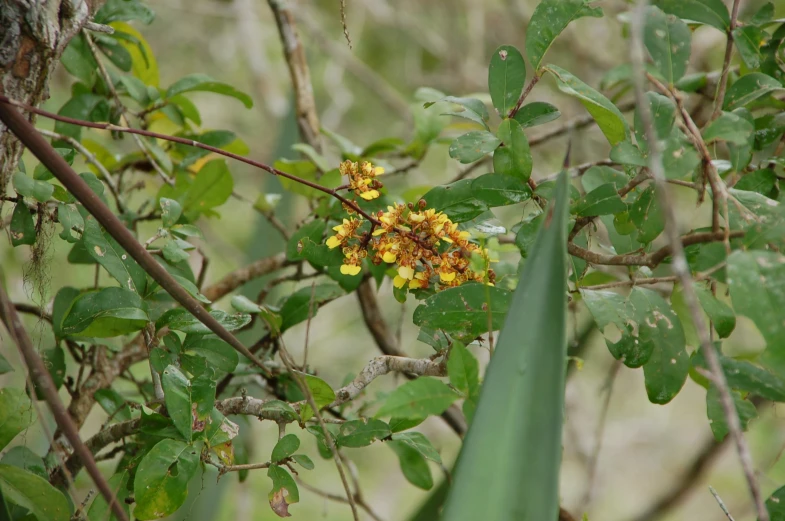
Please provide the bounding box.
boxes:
[708,0,742,123]
[0,274,129,521]
[303,281,317,367]
[630,4,768,521]
[709,486,737,521]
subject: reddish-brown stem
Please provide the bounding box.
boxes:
[508,74,541,119]
[0,95,380,226]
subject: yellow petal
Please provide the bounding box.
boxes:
[382,251,397,263]
[326,236,342,249]
[341,264,362,276]
[372,228,386,236]
[409,213,425,223]
[360,190,379,200]
[393,275,407,288]
[374,166,385,176]
[409,279,423,289]
[442,236,453,243]
[439,271,457,282]
[398,265,415,280]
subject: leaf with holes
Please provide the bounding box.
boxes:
[83,216,147,294]
[643,6,691,86]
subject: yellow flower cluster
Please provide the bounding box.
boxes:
[325,177,495,289]
[341,160,384,201]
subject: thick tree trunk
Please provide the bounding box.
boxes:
[0,0,102,203]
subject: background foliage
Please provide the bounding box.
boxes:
[2,0,785,520]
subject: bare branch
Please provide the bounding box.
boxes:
[629,4,768,520]
[708,0,742,122]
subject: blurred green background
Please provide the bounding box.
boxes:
[2,0,785,520]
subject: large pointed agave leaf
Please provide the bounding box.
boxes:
[441,172,569,521]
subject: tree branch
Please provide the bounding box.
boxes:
[709,0,742,123]
[202,253,290,302]
[629,5,768,520]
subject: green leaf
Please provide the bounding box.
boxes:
[512,101,561,128]
[57,203,83,243]
[732,26,767,69]
[493,119,532,181]
[156,308,250,335]
[287,220,326,261]
[488,45,526,116]
[388,441,433,490]
[259,400,300,423]
[735,169,776,196]
[54,94,108,142]
[525,0,603,71]
[336,419,391,448]
[60,33,98,85]
[545,64,629,145]
[610,141,648,167]
[471,173,532,207]
[390,432,442,463]
[635,93,676,145]
[448,131,502,164]
[427,96,490,129]
[572,183,627,217]
[292,454,314,470]
[633,289,689,404]
[447,343,480,400]
[10,202,35,247]
[13,172,53,202]
[297,373,336,422]
[651,0,730,31]
[0,353,12,375]
[0,447,46,479]
[203,409,239,447]
[61,287,148,338]
[0,389,33,451]
[165,74,253,108]
[271,434,300,462]
[702,111,755,145]
[182,335,239,373]
[728,251,785,373]
[0,464,69,521]
[182,159,234,218]
[83,216,147,294]
[765,485,785,519]
[582,166,629,193]
[629,186,664,243]
[133,439,200,520]
[412,284,512,338]
[161,365,194,441]
[661,130,701,179]
[267,464,299,516]
[441,171,569,521]
[375,377,458,420]
[160,198,183,228]
[94,388,132,422]
[87,471,131,521]
[643,6,692,86]
[706,386,757,441]
[421,180,487,223]
[279,284,344,332]
[723,73,783,111]
[694,286,735,339]
[389,417,425,433]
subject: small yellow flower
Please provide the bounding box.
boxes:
[439,270,457,282]
[326,236,342,249]
[409,271,429,289]
[359,189,380,200]
[341,264,362,276]
[393,275,407,288]
[382,251,397,263]
[398,265,414,280]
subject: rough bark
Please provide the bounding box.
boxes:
[0,0,103,208]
